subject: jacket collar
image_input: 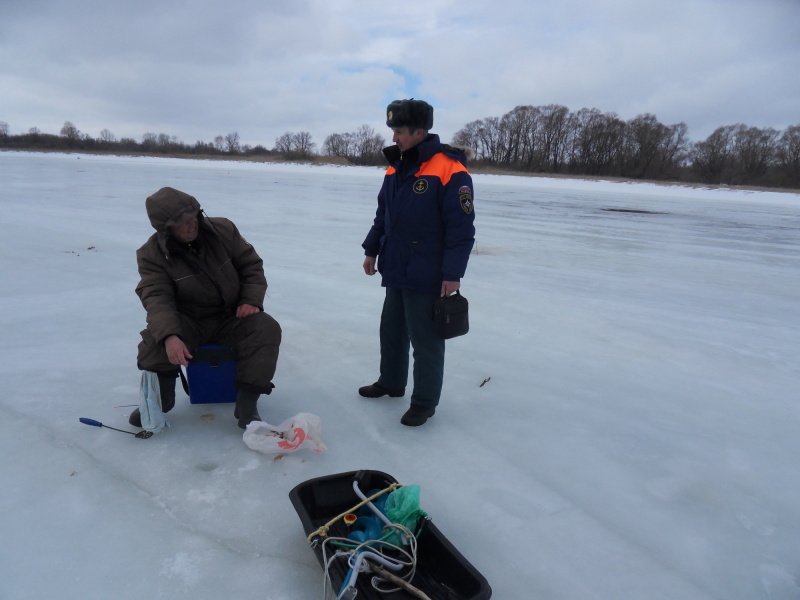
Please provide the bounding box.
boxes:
[383,133,441,165]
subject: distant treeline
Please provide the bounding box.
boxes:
[0,122,276,159]
[453,105,800,189]
[2,107,799,189]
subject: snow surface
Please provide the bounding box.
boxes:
[1,151,799,600]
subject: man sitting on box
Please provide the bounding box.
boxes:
[131,186,281,430]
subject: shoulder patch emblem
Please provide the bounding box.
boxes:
[458,185,474,214]
[414,179,429,194]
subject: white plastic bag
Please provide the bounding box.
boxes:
[139,371,171,433]
[243,412,327,455]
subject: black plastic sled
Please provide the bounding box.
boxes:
[289,469,492,600]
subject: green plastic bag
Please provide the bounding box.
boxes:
[384,485,427,543]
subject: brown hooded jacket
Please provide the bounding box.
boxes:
[135,187,267,344]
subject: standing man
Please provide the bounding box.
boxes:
[360,99,476,426]
[133,187,281,430]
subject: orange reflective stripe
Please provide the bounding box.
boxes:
[415,153,468,186]
[386,166,396,175]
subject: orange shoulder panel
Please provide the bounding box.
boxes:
[386,166,397,175]
[416,153,468,186]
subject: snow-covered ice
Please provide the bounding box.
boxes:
[1,151,799,600]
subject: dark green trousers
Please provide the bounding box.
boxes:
[378,287,445,409]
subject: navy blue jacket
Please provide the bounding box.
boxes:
[362,134,476,294]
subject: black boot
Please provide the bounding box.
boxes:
[129,372,177,428]
[234,390,262,429]
[400,404,436,427]
[128,409,142,428]
[358,382,405,398]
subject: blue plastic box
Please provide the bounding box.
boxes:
[186,344,238,404]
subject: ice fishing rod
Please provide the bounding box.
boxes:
[79,417,153,439]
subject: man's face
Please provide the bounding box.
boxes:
[392,126,426,152]
[170,216,199,243]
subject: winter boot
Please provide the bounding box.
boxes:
[358,382,405,398]
[129,372,177,428]
[400,404,436,427]
[234,390,262,429]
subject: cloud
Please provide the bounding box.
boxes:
[1,0,797,148]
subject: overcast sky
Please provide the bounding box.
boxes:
[1,0,798,150]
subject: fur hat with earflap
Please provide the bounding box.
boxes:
[386,99,434,131]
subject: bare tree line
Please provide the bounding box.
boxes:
[2,108,798,188]
[0,121,276,158]
[322,125,386,166]
[452,105,799,188]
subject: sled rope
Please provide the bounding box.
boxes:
[307,482,403,543]
[320,523,419,598]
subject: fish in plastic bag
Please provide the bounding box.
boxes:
[243,412,327,454]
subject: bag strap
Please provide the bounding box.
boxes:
[179,367,189,395]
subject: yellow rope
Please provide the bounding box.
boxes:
[306,482,403,543]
